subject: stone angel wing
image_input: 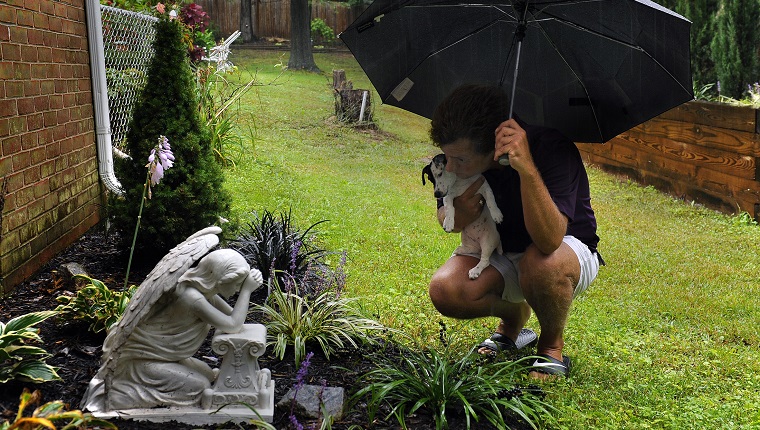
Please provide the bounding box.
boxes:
[101,226,222,381]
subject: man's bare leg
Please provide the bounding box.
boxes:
[519,243,580,379]
[428,255,532,352]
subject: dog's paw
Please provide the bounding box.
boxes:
[468,267,482,279]
[442,218,455,233]
[491,208,504,224]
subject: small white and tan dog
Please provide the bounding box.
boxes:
[422,154,504,279]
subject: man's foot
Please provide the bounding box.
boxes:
[476,328,537,355]
[528,354,571,380]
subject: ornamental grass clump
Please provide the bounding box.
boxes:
[256,277,384,367]
[354,333,554,430]
[195,39,258,168]
[229,210,330,294]
[109,10,231,265]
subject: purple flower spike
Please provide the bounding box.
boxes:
[289,414,304,430]
[145,135,174,198]
[295,351,314,390]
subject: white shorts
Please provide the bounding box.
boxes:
[457,235,600,303]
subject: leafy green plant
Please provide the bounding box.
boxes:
[195,58,258,167]
[229,210,330,291]
[354,345,554,430]
[100,0,153,13]
[731,210,758,226]
[693,81,717,101]
[255,278,384,367]
[310,18,336,45]
[55,275,138,333]
[0,389,116,430]
[0,311,60,384]
[105,67,147,103]
[718,82,760,109]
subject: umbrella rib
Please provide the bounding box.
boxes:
[536,9,645,52]
[535,10,693,98]
[528,12,605,141]
[386,13,519,105]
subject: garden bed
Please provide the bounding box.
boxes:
[0,229,533,430]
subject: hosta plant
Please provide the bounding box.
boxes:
[354,346,555,430]
[0,389,116,430]
[55,275,137,333]
[0,311,60,383]
[255,278,384,367]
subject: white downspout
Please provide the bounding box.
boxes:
[85,0,123,194]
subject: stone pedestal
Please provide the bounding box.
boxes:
[202,324,274,414]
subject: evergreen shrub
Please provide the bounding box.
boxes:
[109,16,231,264]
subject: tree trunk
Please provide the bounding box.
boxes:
[240,0,254,42]
[288,0,320,72]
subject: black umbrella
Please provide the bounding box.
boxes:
[339,0,693,144]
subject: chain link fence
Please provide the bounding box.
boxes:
[101,5,158,152]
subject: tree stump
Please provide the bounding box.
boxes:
[333,69,373,125]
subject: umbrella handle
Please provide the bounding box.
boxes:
[497,38,521,167]
[498,2,529,167]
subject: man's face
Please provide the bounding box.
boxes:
[441,138,495,179]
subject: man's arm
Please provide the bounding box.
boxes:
[518,169,568,254]
[495,119,566,254]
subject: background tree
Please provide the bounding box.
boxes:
[681,0,719,89]
[710,0,760,99]
[288,0,320,72]
[655,0,720,95]
[240,0,255,42]
[110,16,232,265]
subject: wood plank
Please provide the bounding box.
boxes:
[609,134,756,194]
[615,128,757,180]
[581,142,760,213]
[658,100,757,134]
[626,127,758,176]
[584,156,752,214]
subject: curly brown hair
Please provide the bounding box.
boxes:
[429,84,510,155]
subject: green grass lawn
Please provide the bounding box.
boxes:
[224,48,760,429]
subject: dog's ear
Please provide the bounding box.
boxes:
[422,163,433,186]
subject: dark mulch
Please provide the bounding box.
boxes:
[0,229,530,429]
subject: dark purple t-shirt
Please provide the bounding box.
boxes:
[483,121,600,254]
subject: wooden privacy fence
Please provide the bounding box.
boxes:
[194,0,365,40]
[577,101,760,220]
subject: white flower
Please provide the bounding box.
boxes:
[203,31,241,74]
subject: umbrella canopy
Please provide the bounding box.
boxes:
[339,0,693,143]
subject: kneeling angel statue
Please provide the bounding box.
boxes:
[82,226,263,412]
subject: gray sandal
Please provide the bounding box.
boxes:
[531,354,572,377]
[477,328,538,354]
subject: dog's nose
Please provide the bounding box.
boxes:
[434,191,444,198]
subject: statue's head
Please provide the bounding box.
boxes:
[179,249,250,298]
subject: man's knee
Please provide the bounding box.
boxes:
[428,276,458,317]
[518,245,577,296]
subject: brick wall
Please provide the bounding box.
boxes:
[0,0,103,293]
